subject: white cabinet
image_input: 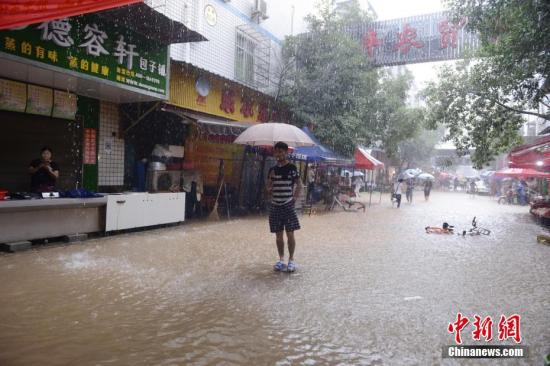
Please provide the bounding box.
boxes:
[106,193,185,231]
[148,192,186,226]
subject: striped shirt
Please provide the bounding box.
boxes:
[269,163,299,206]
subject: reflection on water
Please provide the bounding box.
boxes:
[1,192,549,365]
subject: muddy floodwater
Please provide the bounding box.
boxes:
[1,192,549,365]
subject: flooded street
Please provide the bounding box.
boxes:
[1,192,549,365]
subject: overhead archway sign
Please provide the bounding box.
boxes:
[348,12,479,67]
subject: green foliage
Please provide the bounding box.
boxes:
[423,0,550,168]
[446,0,550,109]
[423,62,525,168]
[280,0,422,157]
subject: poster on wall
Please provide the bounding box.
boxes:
[0,78,27,112]
[83,128,97,164]
[52,90,77,120]
[26,84,53,116]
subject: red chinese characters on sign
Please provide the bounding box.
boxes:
[394,24,423,54]
[472,315,493,342]
[220,88,235,114]
[438,18,467,49]
[240,96,254,118]
[196,95,207,105]
[362,29,382,57]
[448,312,470,344]
[498,314,522,343]
[257,102,269,123]
[83,128,97,164]
[448,313,522,344]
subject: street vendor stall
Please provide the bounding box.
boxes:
[354,147,385,206]
[289,127,350,205]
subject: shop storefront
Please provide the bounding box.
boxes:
[163,62,289,213]
[0,3,206,246]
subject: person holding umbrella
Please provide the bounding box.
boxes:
[266,142,302,272]
[234,122,314,272]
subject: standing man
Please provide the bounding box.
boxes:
[266,142,302,272]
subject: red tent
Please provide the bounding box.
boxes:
[508,135,550,169]
[438,172,454,180]
[494,168,550,179]
[0,0,143,30]
[354,147,384,170]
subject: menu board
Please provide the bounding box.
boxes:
[52,90,77,120]
[83,128,97,164]
[0,78,27,112]
[26,84,53,116]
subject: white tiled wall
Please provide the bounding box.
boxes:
[98,101,124,186]
[150,0,282,95]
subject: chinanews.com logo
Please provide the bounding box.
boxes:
[443,313,528,359]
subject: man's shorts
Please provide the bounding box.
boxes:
[269,200,301,233]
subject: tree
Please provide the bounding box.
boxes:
[368,70,420,158]
[280,0,420,157]
[423,62,525,168]
[446,0,550,114]
[279,0,376,156]
[423,0,549,167]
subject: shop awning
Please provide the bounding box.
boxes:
[0,0,143,30]
[354,147,384,170]
[508,135,550,169]
[99,3,208,44]
[494,168,550,179]
[161,105,251,129]
[160,104,253,145]
[290,127,347,163]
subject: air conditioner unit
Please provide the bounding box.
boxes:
[148,170,183,192]
[253,0,268,21]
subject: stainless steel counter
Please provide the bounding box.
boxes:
[0,197,108,243]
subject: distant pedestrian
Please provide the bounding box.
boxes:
[406,178,414,203]
[469,180,477,198]
[393,178,405,208]
[517,180,527,205]
[306,167,315,203]
[424,180,433,201]
[454,177,459,191]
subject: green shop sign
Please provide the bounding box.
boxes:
[0,14,168,98]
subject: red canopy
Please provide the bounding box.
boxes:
[0,0,143,30]
[438,172,454,180]
[508,135,550,169]
[494,168,550,179]
[354,147,384,170]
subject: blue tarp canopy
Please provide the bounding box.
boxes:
[289,127,346,163]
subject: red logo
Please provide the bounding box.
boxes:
[448,313,522,344]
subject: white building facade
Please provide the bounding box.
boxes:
[147,0,283,96]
